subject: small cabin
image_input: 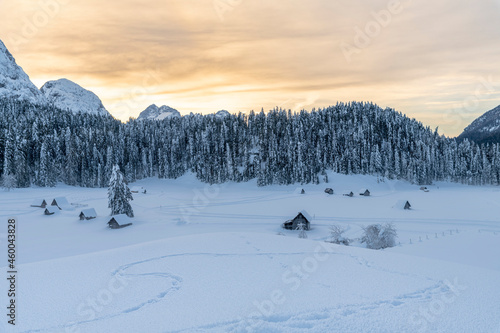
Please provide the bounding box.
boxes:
[359,189,370,196]
[31,199,47,208]
[420,186,429,192]
[282,211,311,231]
[108,214,133,229]
[44,206,59,215]
[294,188,306,195]
[79,208,97,220]
[343,192,354,197]
[131,186,147,194]
[51,197,71,210]
[324,188,334,195]
[394,200,411,210]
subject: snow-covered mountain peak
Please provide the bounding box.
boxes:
[137,104,181,120]
[459,105,500,144]
[0,40,47,105]
[41,78,110,116]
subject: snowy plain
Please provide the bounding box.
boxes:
[0,172,499,333]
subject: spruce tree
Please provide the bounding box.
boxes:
[108,164,134,217]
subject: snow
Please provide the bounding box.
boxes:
[459,104,500,141]
[1,172,500,332]
[80,208,97,218]
[52,196,73,210]
[110,214,132,225]
[299,210,313,222]
[137,104,181,120]
[44,206,59,215]
[131,186,146,193]
[40,78,110,116]
[0,40,47,105]
[30,199,46,207]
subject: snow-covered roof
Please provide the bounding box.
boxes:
[53,197,70,206]
[80,208,97,217]
[45,206,59,214]
[393,200,410,209]
[294,187,305,194]
[299,210,313,222]
[109,214,131,225]
[31,199,46,205]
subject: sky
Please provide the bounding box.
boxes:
[0,0,499,136]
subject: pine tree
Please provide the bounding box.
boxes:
[108,164,134,217]
[1,172,15,191]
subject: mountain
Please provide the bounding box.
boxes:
[0,40,47,105]
[458,105,500,144]
[40,79,110,116]
[137,104,181,120]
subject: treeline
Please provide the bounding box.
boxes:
[1,99,499,188]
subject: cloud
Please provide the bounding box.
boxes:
[0,0,499,135]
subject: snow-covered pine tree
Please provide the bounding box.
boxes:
[1,172,15,191]
[108,164,134,217]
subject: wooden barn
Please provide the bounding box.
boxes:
[324,188,334,195]
[343,191,354,197]
[51,197,71,210]
[359,189,371,196]
[31,199,47,208]
[44,206,59,215]
[282,210,311,231]
[108,215,133,229]
[79,208,97,220]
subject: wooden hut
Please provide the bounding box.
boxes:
[420,186,429,192]
[394,200,411,210]
[31,199,47,208]
[343,191,354,197]
[324,188,334,195]
[79,208,97,220]
[108,215,133,229]
[282,210,311,230]
[294,188,306,195]
[51,197,71,210]
[359,189,371,196]
[44,206,59,215]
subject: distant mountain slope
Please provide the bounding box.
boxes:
[41,79,110,116]
[137,104,181,120]
[0,40,47,105]
[458,105,500,144]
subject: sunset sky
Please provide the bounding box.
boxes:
[1,0,499,136]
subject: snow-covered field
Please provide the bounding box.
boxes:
[1,173,500,333]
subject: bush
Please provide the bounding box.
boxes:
[330,225,350,245]
[361,223,397,249]
[298,222,307,239]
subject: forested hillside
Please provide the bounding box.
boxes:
[1,99,499,188]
